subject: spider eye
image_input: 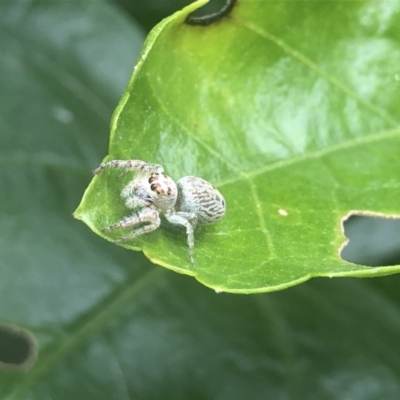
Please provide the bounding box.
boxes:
[150,183,156,191]
[148,177,154,183]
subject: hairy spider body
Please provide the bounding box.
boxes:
[176,176,225,225]
[93,159,226,263]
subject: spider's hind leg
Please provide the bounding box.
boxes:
[176,211,198,230]
[166,214,195,264]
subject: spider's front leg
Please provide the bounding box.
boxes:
[93,159,164,176]
[104,208,161,243]
[166,213,196,264]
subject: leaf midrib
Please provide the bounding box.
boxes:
[215,126,400,187]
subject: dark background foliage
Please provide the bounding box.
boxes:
[1,0,400,398]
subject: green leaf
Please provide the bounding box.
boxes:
[3,1,400,398]
[75,0,400,293]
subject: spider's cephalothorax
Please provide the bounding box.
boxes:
[93,159,226,264]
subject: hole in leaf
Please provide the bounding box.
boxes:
[185,0,237,26]
[0,323,38,371]
[341,213,400,267]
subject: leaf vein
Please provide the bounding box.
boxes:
[146,77,244,176]
[235,19,400,128]
[249,179,276,258]
[216,127,400,187]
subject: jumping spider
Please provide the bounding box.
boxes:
[93,159,226,264]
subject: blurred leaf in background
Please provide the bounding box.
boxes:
[1,0,400,399]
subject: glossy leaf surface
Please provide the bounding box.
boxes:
[76,0,400,293]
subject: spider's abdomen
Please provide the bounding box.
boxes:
[176,176,226,224]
